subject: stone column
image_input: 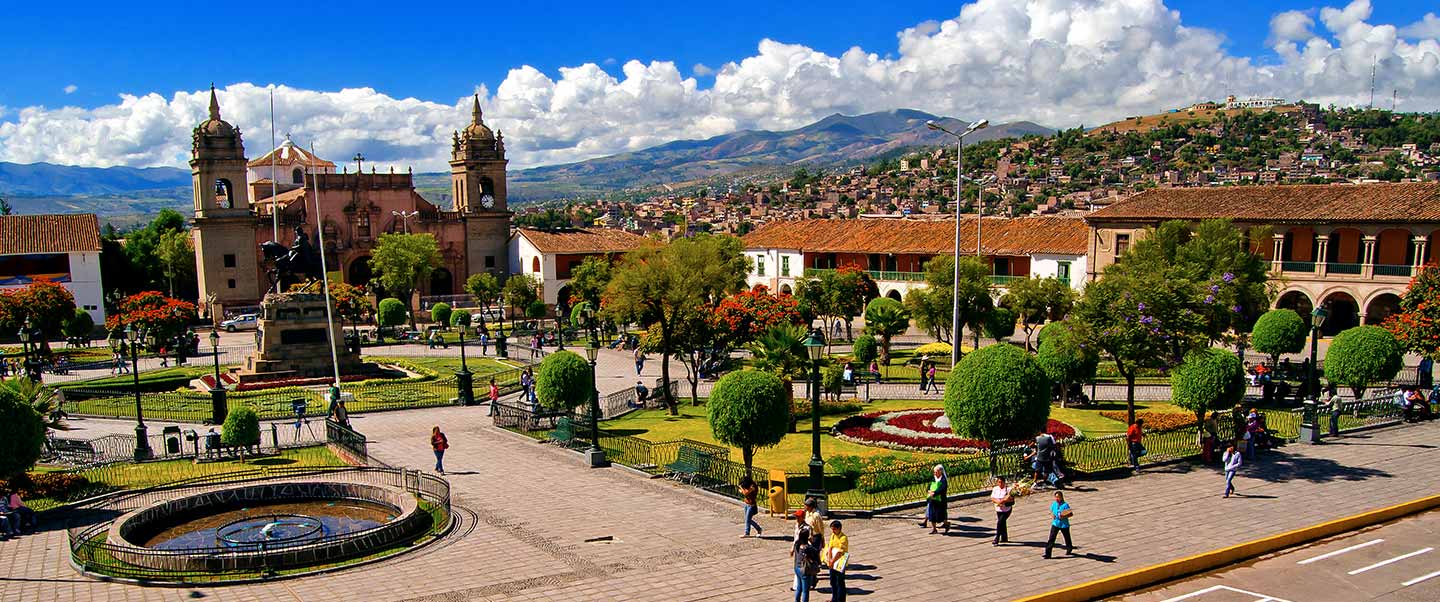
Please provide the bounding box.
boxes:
[1314,234,1331,278]
[1412,236,1430,276]
[1361,235,1378,279]
[1271,233,1286,274]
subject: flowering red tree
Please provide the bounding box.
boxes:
[712,285,802,349]
[0,278,76,340]
[105,291,199,344]
[329,282,373,325]
[1384,267,1440,359]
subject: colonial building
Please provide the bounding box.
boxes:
[740,216,1089,300]
[1084,183,1440,336]
[509,227,655,306]
[0,213,105,324]
[189,88,512,319]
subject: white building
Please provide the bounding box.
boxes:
[509,227,655,306]
[0,214,106,325]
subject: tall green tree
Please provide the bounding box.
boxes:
[121,209,188,294]
[1171,348,1246,423]
[1002,277,1076,351]
[369,233,441,329]
[708,370,791,474]
[1036,321,1099,407]
[156,229,195,299]
[863,297,910,366]
[567,256,614,308]
[603,235,748,414]
[1383,266,1440,359]
[747,323,810,432]
[904,256,992,347]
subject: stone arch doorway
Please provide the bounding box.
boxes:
[429,268,454,296]
[779,283,793,295]
[1276,290,1313,324]
[886,289,902,301]
[1365,293,1402,326]
[1319,291,1359,336]
[347,256,372,287]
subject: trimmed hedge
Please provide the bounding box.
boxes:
[707,370,791,471]
[1171,348,1246,419]
[535,350,593,410]
[943,343,1051,442]
[1251,309,1308,361]
[221,406,260,448]
[852,334,878,364]
[0,386,46,479]
[1326,326,1403,398]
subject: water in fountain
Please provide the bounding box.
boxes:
[143,500,396,551]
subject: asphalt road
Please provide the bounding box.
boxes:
[1114,509,1440,602]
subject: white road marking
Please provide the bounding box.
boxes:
[1402,568,1440,587]
[1347,547,1434,575]
[1157,584,1296,602]
[1296,539,1385,565]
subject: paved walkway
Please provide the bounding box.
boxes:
[5,404,1440,601]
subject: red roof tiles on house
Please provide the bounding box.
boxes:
[1086,182,1440,224]
[741,216,1088,256]
[516,227,656,254]
[0,213,103,255]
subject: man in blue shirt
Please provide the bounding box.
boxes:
[1044,491,1074,559]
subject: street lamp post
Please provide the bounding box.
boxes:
[495,301,509,359]
[1301,306,1330,443]
[126,325,153,460]
[391,210,419,234]
[18,318,37,382]
[803,328,827,512]
[208,329,227,425]
[926,119,988,368]
[583,306,607,467]
[556,302,567,351]
[456,327,475,406]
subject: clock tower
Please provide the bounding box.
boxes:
[450,95,511,276]
[190,85,262,316]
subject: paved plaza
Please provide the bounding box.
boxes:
[4,401,1440,601]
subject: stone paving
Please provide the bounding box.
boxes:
[5,400,1440,601]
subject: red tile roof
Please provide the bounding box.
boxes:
[1086,183,1440,224]
[0,213,103,255]
[741,216,1088,256]
[516,227,656,254]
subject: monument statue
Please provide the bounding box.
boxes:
[260,225,324,293]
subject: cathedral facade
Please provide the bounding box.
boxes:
[190,88,511,320]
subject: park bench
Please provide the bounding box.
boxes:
[45,437,98,465]
[664,445,713,485]
[547,417,579,448]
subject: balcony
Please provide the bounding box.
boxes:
[802,268,927,282]
[1374,264,1414,278]
[1280,261,1315,273]
[1325,263,1363,275]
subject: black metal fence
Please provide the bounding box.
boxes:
[326,419,369,465]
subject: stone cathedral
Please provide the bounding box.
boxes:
[189,87,512,320]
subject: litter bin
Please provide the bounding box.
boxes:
[162,426,182,455]
[767,468,789,517]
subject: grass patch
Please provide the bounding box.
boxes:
[58,366,217,393]
[369,355,519,377]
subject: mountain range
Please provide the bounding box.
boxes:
[0,109,1053,217]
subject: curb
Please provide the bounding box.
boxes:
[1013,492,1440,602]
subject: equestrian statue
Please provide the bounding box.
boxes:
[260,224,324,293]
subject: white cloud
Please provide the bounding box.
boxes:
[1400,13,1440,39]
[63,84,78,95]
[3,0,1439,172]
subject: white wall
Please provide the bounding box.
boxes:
[0,251,105,327]
[1030,253,1088,291]
[744,247,803,293]
[509,234,562,305]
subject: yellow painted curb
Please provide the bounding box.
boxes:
[1014,493,1440,602]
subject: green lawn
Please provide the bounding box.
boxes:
[58,366,218,391]
[370,355,521,377]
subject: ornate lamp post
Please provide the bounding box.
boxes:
[1301,306,1330,443]
[208,329,227,425]
[803,328,827,512]
[456,326,474,406]
[583,306,607,467]
[556,301,567,351]
[126,324,153,460]
[18,317,37,382]
[495,303,509,359]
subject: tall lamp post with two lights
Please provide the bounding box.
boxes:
[583,305,607,467]
[18,317,39,382]
[125,324,153,460]
[1300,306,1329,443]
[803,328,827,512]
[926,119,988,368]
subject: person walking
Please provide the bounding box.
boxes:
[487,378,500,416]
[790,510,819,602]
[917,361,929,394]
[1326,384,1343,437]
[920,464,949,534]
[634,347,646,376]
[823,520,849,602]
[1126,419,1145,471]
[991,476,1014,545]
[430,426,449,475]
[1043,491,1074,558]
[1222,443,1243,498]
[926,363,938,394]
[520,368,535,408]
[479,331,490,355]
[739,477,764,538]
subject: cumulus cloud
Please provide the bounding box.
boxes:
[2,0,1439,172]
[63,84,78,95]
[1400,13,1440,39]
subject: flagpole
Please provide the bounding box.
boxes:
[309,142,342,387]
[269,86,279,241]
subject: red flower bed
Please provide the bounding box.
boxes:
[832,409,1078,454]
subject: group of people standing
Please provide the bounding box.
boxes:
[789,498,849,602]
[921,466,1077,558]
[916,361,940,394]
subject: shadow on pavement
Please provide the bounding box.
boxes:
[1245,451,1391,484]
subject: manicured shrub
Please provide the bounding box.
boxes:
[429,302,452,328]
[1251,309,1308,363]
[1326,326,1403,398]
[221,406,261,449]
[1171,348,1246,420]
[534,350,593,411]
[0,386,46,479]
[65,307,95,337]
[983,307,1017,341]
[852,334,878,365]
[377,298,407,331]
[1036,324,1099,399]
[707,370,791,473]
[942,343,1051,442]
[450,310,471,329]
[1036,320,1068,349]
[525,299,548,320]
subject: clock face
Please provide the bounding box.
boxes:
[480,194,495,209]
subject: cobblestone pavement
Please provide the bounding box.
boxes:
[5,403,1439,602]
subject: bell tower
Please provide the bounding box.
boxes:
[190,85,262,318]
[450,94,512,276]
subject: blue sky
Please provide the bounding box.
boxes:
[2,0,1428,110]
[1,0,1437,169]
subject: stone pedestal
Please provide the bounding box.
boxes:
[238,292,363,382]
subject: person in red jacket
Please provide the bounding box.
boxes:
[1126,419,1145,472]
[430,426,449,475]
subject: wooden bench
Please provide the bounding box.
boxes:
[665,445,713,484]
[46,437,97,465]
[547,417,578,447]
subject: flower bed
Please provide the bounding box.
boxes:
[1098,411,1198,431]
[832,408,1079,454]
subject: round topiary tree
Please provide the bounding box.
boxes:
[1171,348,1246,422]
[221,406,261,460]
[1036,324,1099,406]
[535,350,593,411]
[852,334,878,365]
[65,307,95,339]
[943,343,1051,446]
[376,298,407,342]
[1035,320,1068,350]
[1251,309,1308,365]
[526,299,548,321]
[0,385,46,480]
[1326,325,1404,399]
[983,307,1017,342]
[429,302,452,330]
[707,370,790,473]
[450,310,471,329]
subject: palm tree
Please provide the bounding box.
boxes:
[1,379,67,431]
[748,323,809,432]
[863,298,910,366]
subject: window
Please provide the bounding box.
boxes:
[532,257,541,273]
[756,256,766,276]
[227,279,236,289]
[292,168,304,184]
[1057,261,1072,283]
[781,256,790,277]
[485,255,496,268]
[358,214,372,238]
[223,253,236,268]
[1115,233,1131,258]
